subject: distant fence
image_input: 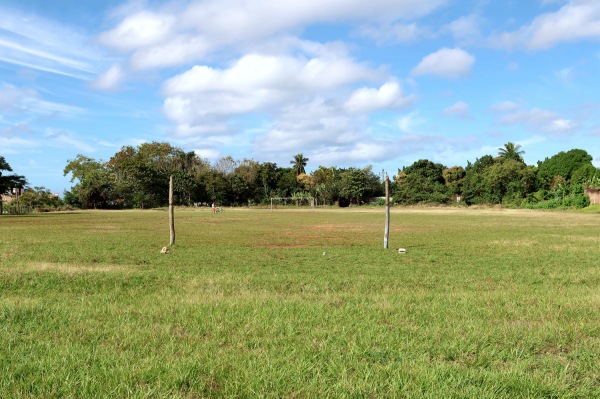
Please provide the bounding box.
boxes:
[585,188,600,205]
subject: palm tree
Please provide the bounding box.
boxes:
[290,153,308,175]
[498,142,525,163]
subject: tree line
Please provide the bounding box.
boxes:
[2,142,599,212]
[60,142,383,209]
[395,144,598,209]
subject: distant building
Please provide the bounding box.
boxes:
[585,188,600,205]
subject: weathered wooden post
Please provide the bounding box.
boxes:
[384,175,390,249]
[169,175,175,245]
[16,188,20,214]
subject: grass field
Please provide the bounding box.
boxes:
[1,207,599,398]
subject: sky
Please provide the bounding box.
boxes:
[2,0,600,195]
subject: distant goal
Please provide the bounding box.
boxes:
[270,196,315,210]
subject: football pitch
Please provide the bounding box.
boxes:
[1,207,599,398]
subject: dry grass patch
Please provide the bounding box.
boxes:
[11,262,136,274]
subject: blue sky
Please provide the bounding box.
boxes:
[2,0,600,194]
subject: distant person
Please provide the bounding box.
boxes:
[212,203,215,213]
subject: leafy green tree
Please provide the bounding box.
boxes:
[462,156,536,205]
[462,155,496,204]
[107,142,199,208]
[276,167,301,197]
[571,164,599,186]
[175,151,204,174]
[0,156,27,214]
[296,173,315,193]
[213,156,238,175]
[171,169,197,206]
[290,153,308,175]
[230,159,261,205]
[443,166,466,196]
[312,166,340,205]
[257,162,279,203]
[62,189,82,208]
[498,142,525,163]
[585,175,600,190]
[19,186,61,210]
[203,169,229,205]
[136,142,186,174]
[338,166,383,205]
[401,159,446,181]
[536,149,593,188]
[108,149,161,209]
[186,156,212,204]
[527,177,590,209]
[64,155,116,209]
[483,159,536,205]
[394,159,449,204]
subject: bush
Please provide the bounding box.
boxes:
[573,193,590,208]
[337,198,350,207]
[524,198,563,210]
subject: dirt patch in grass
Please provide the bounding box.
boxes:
[86,226,120,233]
[310,224,364,231]
[257,244,311,248]
[2,295,40,307]
[491,239,540,248]
[11,262,134,274]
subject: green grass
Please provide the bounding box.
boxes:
[1,207,599,398]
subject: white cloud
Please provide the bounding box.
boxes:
[555,66,576,82]
[26,98,84,117]
[98,10,176,51]
[491,102,580,135]
[180,0,448,41]
[162,51,380,133]
[507,62,520,71]
[0,6,99,79]
[497,0,600,50]
[517,135,548,147]
[358,22,432,44]
[541,0,567,5]
[0,135,39,154]
[93,0,464,166]
[0,122,31,137]
[98,0,449,71]
[251,97,403,166]
[163,53,375,97]
[398,112,425,133]
[344,81,414,113]
[258,99,362,151]
[0,83,83,118]
[0,85,38,113]
[411,48,475,79]
[91,64,125,91]
[548,118,578,133]
[45,129,96,153]
[443,101,470,119]
[490,101,519,112]
[129,35,211,69]
[172,122,233,138]
[443,14,481,43]
[310,140,397,165]
[193,148,221,160]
